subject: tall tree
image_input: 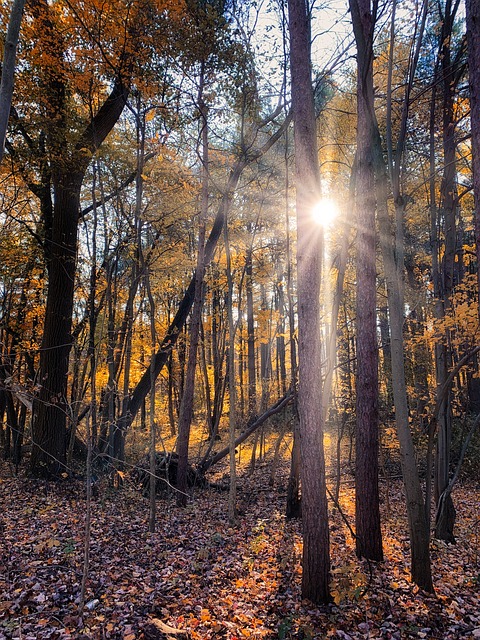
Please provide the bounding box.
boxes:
[176,61,208,507]
[8,0,179,477]
[466,0,480,310]
[348,0,383,562]
[287,0,330,603]
[432,0,466,542]
[374,0,433,591]
[0,0,25,162]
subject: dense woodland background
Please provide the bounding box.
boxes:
[0,0,480,637]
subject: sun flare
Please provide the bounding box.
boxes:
[311,198,339,228]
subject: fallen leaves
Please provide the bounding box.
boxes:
[0,461,479,639]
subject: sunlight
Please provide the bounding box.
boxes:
[311,198,339,228]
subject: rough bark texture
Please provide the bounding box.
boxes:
[466,0,480,311]
[287,0,330,604]
[349,0,383,562]
[29,69,129,477]
[30,174,83,476]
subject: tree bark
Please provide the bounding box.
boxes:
[466,0,480,310]
[0,0,26,162]
[177,65,208,507]
[433,0,465,541]
[349,0,383,562]
[29,69,129,477]
[287,0,330,604]
[375,0,433,590]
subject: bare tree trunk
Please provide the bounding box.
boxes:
[224,218,237,524]
[375,0,433,591]
[349,0,383,562]
[287,0,330,604]
[283,125,301,520]
[246,242,257,421]
[0,0,26,162]
[466,0,480,314]
[376,145,433,591]
[433,0,465,542]
[177,64,208,507]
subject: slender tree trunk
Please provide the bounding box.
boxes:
[246,243,257,421]
[434,0,464,542]
[177,65,208,506]
[368,0,433,588]
[116,112,290,433]
[224,218,237,524]
[466,0,480,314]
[0,0,26,162]
[349,0,383,562]
[284,126,301,520]
[287,0,330,603]
[375,142,433,591]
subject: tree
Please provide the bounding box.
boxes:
[466,0,480,312]
[0,0,25,162]
[3,0,180,477]
[431,0,467,542]
[287,0,330,604]
[348,0,383,562]
[374,0,433,591]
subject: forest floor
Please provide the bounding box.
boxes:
[0,432,479,640]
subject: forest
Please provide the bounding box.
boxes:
[0,0,479,637]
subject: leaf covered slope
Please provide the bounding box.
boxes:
[0,461,479,639]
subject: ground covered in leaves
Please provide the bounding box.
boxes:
[0,454,479,639]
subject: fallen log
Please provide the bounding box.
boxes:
[197,391,294,474]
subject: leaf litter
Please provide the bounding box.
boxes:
[0,457,478,639]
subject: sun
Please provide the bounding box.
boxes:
[311,198,339,228]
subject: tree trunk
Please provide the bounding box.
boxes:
[376,143,434,591]
[0,0,26,162]
[349,0,383,562]
[177,65,208,507]
[29,61,129,477]
[434,0,464,542]
[30,174,82,477]
[283,125,301,519]
[287,0,330,604]
[466,0,480,314]
[246,244,257,420]
[224,216,237,524]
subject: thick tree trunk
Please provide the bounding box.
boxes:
[30,175,82,477]
[349,0,383,562]
[29,78,129,477]
[288,0,330,604]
